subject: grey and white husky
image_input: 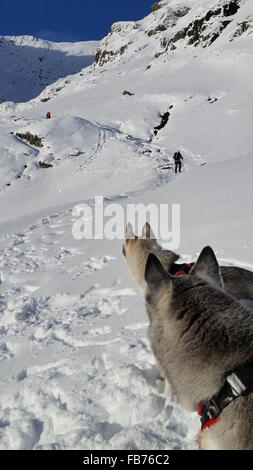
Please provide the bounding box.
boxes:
[123,223,253,304]
[122,222,179,295]
[145,247,253,450]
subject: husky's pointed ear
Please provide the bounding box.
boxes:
[145,253,171,287]
[191,246,223,288]
[142,222,156,239]
[125,223,135,240]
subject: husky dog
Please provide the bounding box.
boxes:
[122,222,179,295]
[145,247,253,450]
[122,223,180,396]
[123,223,253,304]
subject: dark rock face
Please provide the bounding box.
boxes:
[95,44,128,66]
[154,110,172,135]
[16,131,43,148]
[173,7,190,18]
[231,21,252,40]
[147,25,167,37]
[122,90,135,96]
[164,1,240,50]
[151,2,162,13]
[223,1,240,17]
[39,161,53,168]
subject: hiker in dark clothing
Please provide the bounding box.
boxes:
[173,150,183,173]
[46,112,51,119]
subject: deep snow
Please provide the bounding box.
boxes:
[0,0,253,450]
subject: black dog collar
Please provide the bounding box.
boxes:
[198,356,253,432]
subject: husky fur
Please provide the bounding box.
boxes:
[122,223,179,295]
[123,223,253,304]
[145,247,253,450]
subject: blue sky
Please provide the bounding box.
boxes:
[1,0,154,42]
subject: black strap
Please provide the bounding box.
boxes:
[201,359,253,429]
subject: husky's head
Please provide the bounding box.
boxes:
[122,223,179,294]
[145,245,223,286]
[145,245,224,315]
[122,222,159,258]
[122,222,161,294]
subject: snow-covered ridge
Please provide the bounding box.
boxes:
[3,35,98,55]
[95,0,252,66]
[0,35,98,103]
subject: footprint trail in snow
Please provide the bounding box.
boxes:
[0,209,201,450]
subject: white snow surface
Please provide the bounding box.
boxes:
[0,35,98,103]
[0,0,253,450]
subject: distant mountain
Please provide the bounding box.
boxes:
[0,0,253,452]
[0,35,98,103]
[95,0,252,66]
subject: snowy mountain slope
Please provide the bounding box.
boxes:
[94,0,253,67]
[0,113,175,227]
[0,36,98,103]
[0,0,253,450]
[4,0,250,163]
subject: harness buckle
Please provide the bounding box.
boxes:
[206,397,220,420]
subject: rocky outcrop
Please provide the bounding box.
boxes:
[153,108,173,135]
[162,1,242,51]
[151,2,163,13]
[95,46,128,66]
[94,0,245,67]
[94,3,180,67]
[94,22,135,66]
[16,131,43,148]
[231,20,253,39]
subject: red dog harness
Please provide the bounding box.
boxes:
[170,262,195,277]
